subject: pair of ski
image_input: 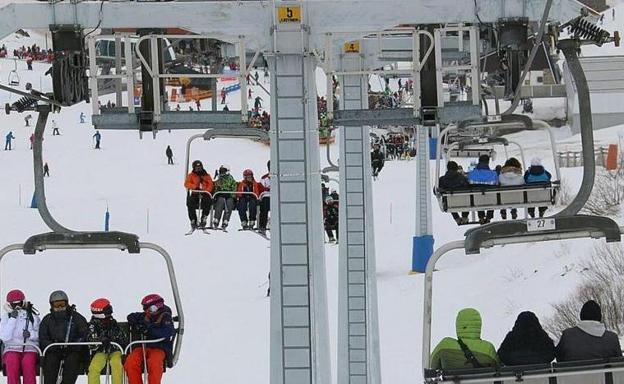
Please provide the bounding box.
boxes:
[239,227,270,241]
[185,226,229,235]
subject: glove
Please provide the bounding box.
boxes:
[22,329,30,339]
[101,336,111,348]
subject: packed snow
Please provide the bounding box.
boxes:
[1,8,624,381]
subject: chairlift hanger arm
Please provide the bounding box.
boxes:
[23,232,140,254]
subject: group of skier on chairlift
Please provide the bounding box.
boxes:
[431,300,621,371]
[0,289,175,384]
[184,160,271,234]
[438,154,553,225]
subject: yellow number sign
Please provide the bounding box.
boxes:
[277,5,301,23]
[344,41,360,53]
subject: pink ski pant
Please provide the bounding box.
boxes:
[3,351,38,384]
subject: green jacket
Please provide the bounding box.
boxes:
[430,308,499,370]
[213,174,237,198]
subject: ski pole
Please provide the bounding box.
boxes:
[57,305,75,384]
[105,352,111,384]
[141,334,148,384]
[21,302,31,353]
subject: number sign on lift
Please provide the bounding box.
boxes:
[278,6,302,23]
[527,218,556,232]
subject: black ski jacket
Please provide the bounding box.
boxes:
[438,170,469,191]
[556,322,622,362]
[498,312,555,365]
[39,307,89,354]
[87,317,128,353]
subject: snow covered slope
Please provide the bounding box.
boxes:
[0,29,622,384]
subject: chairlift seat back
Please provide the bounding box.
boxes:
[447,148,496,161]
[436,183,559,212]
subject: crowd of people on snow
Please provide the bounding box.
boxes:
[431,301,622,370]
[438,154,552,225]
[0,289,175,384]
[8,44,54,64]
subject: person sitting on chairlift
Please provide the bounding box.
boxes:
[438,161,470,225]
[497,157,524,220]
[524,157,552,218]
[468,154,498,224]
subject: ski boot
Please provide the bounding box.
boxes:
[248,220,256,230]
[241,220,248,230]
[199,216,208,229]
[222,219,229,230]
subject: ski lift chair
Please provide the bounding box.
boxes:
[433,118,561,219]
[8,70,19,87]
[0,232,185,376]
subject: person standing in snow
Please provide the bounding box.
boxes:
[371,143,385,177]
[93,131,101,149]
[0,289,41,384]
[195,99,201,111]
[79,112,85,124]
[166,145,174,165]
[51,120,60,135]
[29,133,34,150]
[24,115,32,127]
[5,131,15,150]
[43,162,50,177]
[254,96,263,110]
[220,88,227,104]
[555,300,622,362]
[254,71,260,84]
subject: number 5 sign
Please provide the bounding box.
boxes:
[278,5,302,23]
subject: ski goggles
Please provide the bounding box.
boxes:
[51,301,67,311]
[9,301,23,309]
[92,313,107,319]
[143,304,160,314]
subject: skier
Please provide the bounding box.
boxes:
[5,131,15,150]
[93,130,102,149]
[0,289,41,384]
[371,143,385,177]
[220,88,226,104]
[87,298,127,384]
[254,71,259,84]
[184,160,213,230]
[51,120,60,135]
[43,162,50,177]
[26,56,32,70]
[79,112,85,124]
[165,145,174,165]
[24,114,32,127]
[323,195,339,243]
[254,96,263,110]
[556,300,622,362]
[39,290,89,384]
[212,165,237,230]
[430,308,499,369]
[236,169,261,229]
[468,154,497,224]
[29,133,34,150]
[195,99,201,111]
[524,157,552,218]
[125,294,175,384]
[248,88,253,99]
[258,160,271,233]
[498,311,555,365]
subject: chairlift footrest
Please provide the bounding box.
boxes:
[23,232,141,254]
[463,215,621,254]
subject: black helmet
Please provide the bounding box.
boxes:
[192,160,203,169]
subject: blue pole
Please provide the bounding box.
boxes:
[30,192,37,209]
[412,235,434,272]
[104,209,110,231]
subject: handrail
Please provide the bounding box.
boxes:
[123,338,167,355]
[42,341,124,357]
[0,243,184,368]
[2,342,43,355]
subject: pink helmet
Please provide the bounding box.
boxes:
[141,294,164,310]
[6,289,25,303]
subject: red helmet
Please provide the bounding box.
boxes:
[6,289,25,303]
[90,298,113,316]
[141,294,164,309]
[243,169,254,177]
